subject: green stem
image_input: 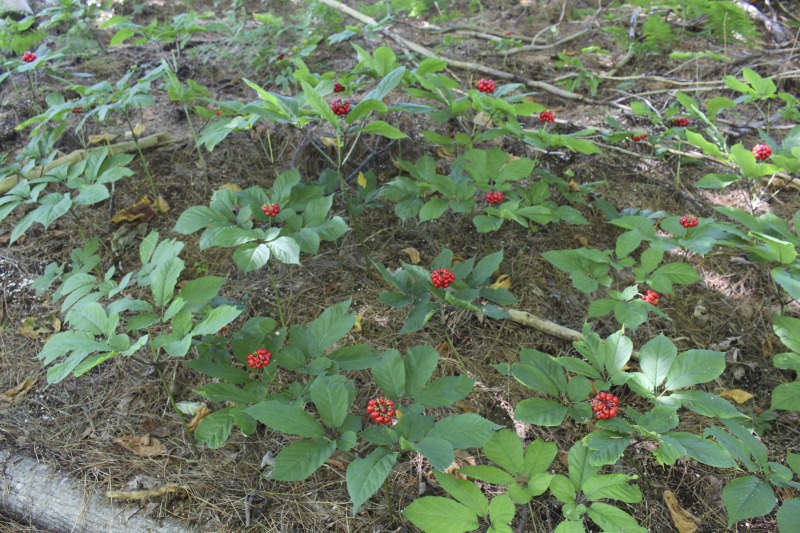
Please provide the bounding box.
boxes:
[151,347,199,457]
[180,102,211,192]
[335,132,373,277]
[268,262,286,329]
[68,208,88,242]
[123,112,160,199]
[674,155,682,198]
[441,308,467,374]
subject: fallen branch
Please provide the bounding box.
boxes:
[505,308,584,343]
[313,0,588,102]
[107,484,190,502]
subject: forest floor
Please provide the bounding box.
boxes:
[1,0,800,531]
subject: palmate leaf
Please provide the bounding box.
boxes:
[272,438,336,481]
[722,476,777,527]
[347,447,398,514]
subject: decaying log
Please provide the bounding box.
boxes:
[1,447,194,532]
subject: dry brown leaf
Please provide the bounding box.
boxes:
[473,111,493,128]
[89,133,118,144]
[351,313,363,333]
[154,195,170,213]
[142,417,170,438]
[575,235,590,247]
[0,377,37,403]
[663,490,700,533]
[402,247,422,265]
[357,171,367,188]
[436,146,455,161]
[111,196,158,224]
[720,389,754,404]
[218,183,242,192]
[106,484,188,501]
[435,341,450,358]
[490,274,511,290]
[567,180,581,192]
[320,137,342,148]
[187,404,211,431]
[453,399,480,414]
[113,434,168,457]
[18,315,61,340]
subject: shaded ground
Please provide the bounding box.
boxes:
[1,0,799,531]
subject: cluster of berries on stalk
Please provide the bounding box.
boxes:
[333,82,346,93]
[486,191,505,205]
[591,392,619,419]
[261,203,280,217]
[539,110,556,123]
[752,144,772,161]
[21,51,36,63]
[247,348,272,370]
[330,98,350,116]
[631,133,647,142]
[431,268,456,289]
[366,397,395,425]
[476,79,495,94]
[641,289,660,306]
[71,106,83,114]
[673,117,691,127]
[679,214,699,228]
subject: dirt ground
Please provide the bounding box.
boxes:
[1,0,799,531]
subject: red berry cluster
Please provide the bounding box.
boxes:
[476,79,495,94]
[247,348,272,370]
[206,106,221,116]
[22,51,36,63]
[217,326,229,335]
[486,191,505,205]
[679,214,699,228]
[333,82,345,93]
[330,98,350,116]
[631,133,647,142]
[591,392,619,419]
[431,268,455,289]
[366,397,395,425]
[71,106,84,114]
[641,289,660,306]
[261,203,280,217]
[673,117,691,127]
[539,110,556,123]
[752,144,772,161]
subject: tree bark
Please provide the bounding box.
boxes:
[1,447,195,532]
[0,0,33,17]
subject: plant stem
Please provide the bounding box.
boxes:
[123,111,160,199]
[179,102,211,192]
[335,133,373,277]
[268,262,286,329]
[151,348,199,456]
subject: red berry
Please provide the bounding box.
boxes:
[247,348,272,370]
[631,133,647,142]
[679,214,699,228]
[21,51,36,63]
[261,203,280,217]
[486,191,505,205]
[366,397,396,425]
[330,98,350,116]
[591,392,620,419]
[673,117,691,127]
[476,79,496,94]
[333,82,345,93]
[71,106,84,114]
[539,110,556,123]
[277,53,285,60]
[217,326,229,335]
[430,268,456,289]
[641,289,660,307]
[752,144,772,161]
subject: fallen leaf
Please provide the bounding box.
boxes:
[454,399,480,414]
[0,175,18,195]
[473,111,493,128]
[154,195,170,213]
[575,235,589,246]
[142,417,170,438]
[113,434,168,457]
[435,341,450,358]
[176,401,205,416]
[111,223,148,255]
[402,247,422,265]
[320,136,342,148]
[357,171,367,188]
[89,133,118,144]
[436,146,455,161]
[663,490,700,533]
[0,377,37,403]
[325,453,350,470]
[567,180,581,192]
[351,313,363,333]
[133,123,146,137]
[490,274,511,290]
[720,389,754,404]
[218,183,242,192]
[18,315,61,340]
[187,404,211,431]
[106,484,188,501]
[111,197,158,224]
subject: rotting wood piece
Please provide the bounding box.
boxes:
[1,447,194,533]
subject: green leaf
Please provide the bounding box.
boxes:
[669,391,745,419]
[310,374,351,428]
[151,257,184,307]
[402,496,479,533]
[489,494,515,526]
[459,465,516,485]
[347,447,398,514]
[483,430,524,475]
[301,81,339,126]
[360,120,408,139]
[553,521,586,533]
[686,130,725,158]
[305,300,356,355]
[404,345,439,398]
[582,474,642,503]
[651,262,701,286]
[774,315,800,353]
[65,302,108,336]
[194,408,234,449]
[433,471,489,518]
[174,206,219,234]
[192,305,242,336]
[586,502,646,533]
[639,334,677,389]
[419,198,450,222]
[372,349,406,400]
[272,438,336,481]
[415,376,474,408]
[722,476,777,527]
[364,66,406,101]
[268,236,300,264]
[771,382,800,411]
[430,414,501,449]
[568,441,600,491]
[177,276,226,309]
[777,499,800,532]
[524,438,558,478]
[662,432,735,468]
[664,349,726,390]
[245,401,325,437]
[515,398,568,426]
[549,475,577,504]
[413,436,455,471]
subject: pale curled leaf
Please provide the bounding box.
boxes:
[113,434,168,456]
[402,247,422,264]
[663,490,699,533]
[719,389,754,404]
[0,377,37,403]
